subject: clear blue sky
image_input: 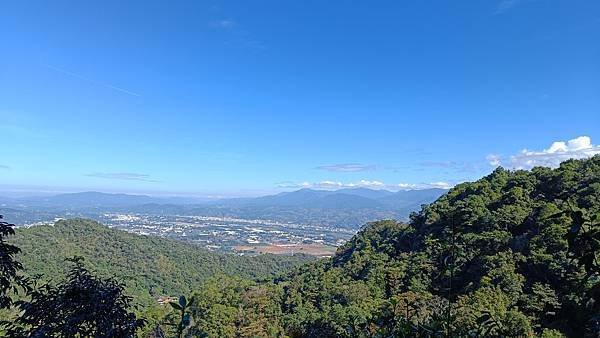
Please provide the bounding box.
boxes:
[1,0,599,197]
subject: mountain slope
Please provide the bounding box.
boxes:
[212,188,444,210]
[10,219,312,307]
[212,189,380,208]
[331,188,395,199]
[376,188,446,209]
[184,156,600,337]
[195,188,446,227]
[3,188,446,228]
[305,193,384,209]
[17,192,207,208]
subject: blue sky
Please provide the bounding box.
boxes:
[1,0,599,197]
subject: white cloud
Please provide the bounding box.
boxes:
[395,182,452,190]
[316,163,377,172]
[46,65,141,97]
[489,136,600,170]
[210,19,236,29]
[418,160,480,173]
[495,0,522,14]
[347,180,386,188]
[277,180,450,191]
[85,172,159,182]
[486,154,501,167]
[317,181,344,189]
[427,182,453,189]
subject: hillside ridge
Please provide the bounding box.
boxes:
[10,219,312,307]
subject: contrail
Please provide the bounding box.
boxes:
[45,64,141,97]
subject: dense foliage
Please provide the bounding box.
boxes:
[183,156,600,337]
[5,257,144,337]
[10,219,312,307]
[0,215,27,310]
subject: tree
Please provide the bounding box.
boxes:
[7,257,144,337]
[0,214,28,309]
[169,295,195,338]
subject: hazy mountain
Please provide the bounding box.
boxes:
[11,191,210,209]
[213,189,388,209]
[377,188,447,209]
[0,196,16,205]
[336,187,395,199]
[3,188,445,210]
[211,188,443,209]
[20,192,157,208]
[242,188,333,206]
[3,188,446,227]
[302,193,385,209]
[190,188,447,226]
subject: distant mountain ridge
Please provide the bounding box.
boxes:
[208,187,446,210]
[3,188,445,210]
[188,188,447,227]
[1,188,447,227]
[7,191,210,208]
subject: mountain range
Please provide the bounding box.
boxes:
[1,188,445,210]
[0,188,446,227]
[2,192,208,208]
[211,187,445,210]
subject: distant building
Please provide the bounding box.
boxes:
[156,296,177,305]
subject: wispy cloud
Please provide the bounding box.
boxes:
[45,65,141,97]
[495,0,523,14]
[418,160,480,174]
[208,18,265,50]
[0,165,9,170]
[316,163,377,172]
[85,172,159,182]
[488,136,600,170]
[486,154,502,167]
[277,180,451,191]
[210,19,237,29]
[396,182,452,190]
[418,161,459,168]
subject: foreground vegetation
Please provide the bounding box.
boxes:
[1,156,599,337]
[10,219,313,307]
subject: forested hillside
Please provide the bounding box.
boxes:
[2,157,599,337]
[10,219,312,307]
[181,156,600,337]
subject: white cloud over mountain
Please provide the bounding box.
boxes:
[85,172,159,182]
[277,180,450,191]
[488,136,600,170]
[316,163,377,172]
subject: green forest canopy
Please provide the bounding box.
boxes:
[182,156,599,337]
[10,219,313,307]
